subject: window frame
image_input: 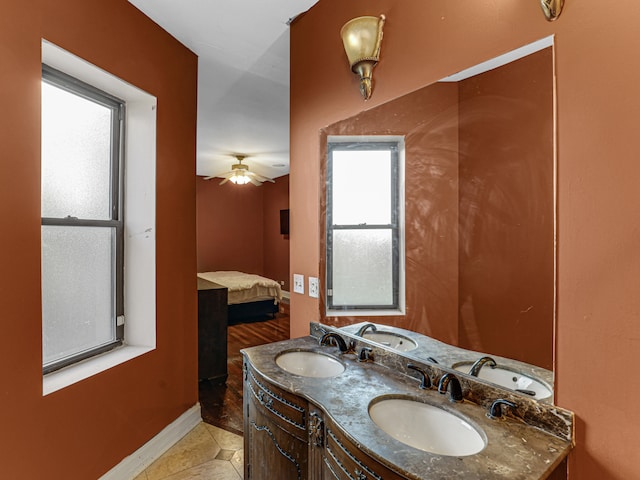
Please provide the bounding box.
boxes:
[41,64,125,374]
[326,139,403,313]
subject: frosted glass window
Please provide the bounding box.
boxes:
[42,226,115,365]
[332,150,392,225]
[332,230,393,306]
[41,82,113,220]
[326,140,402,312]
[41,64,124,373]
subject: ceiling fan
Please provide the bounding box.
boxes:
[205,155,275,186]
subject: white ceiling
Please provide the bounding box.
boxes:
[128,0,319,180]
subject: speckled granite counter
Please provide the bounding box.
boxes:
[242,333,573,480]
[339,322,554,403]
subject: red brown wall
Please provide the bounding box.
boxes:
[290,1,640,479]
[457,48,554,370]
[196,175,290,290]
[0,1,197,478]
[196,178,265,274]
[263,175,291,291]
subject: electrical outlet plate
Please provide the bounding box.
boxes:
[309,277,319,298]
[293,273,304,294]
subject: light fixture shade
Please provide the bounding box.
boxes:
[229,172,250,185]
[340,15,386,100]
[341,15,385,67]
[540,0,564,21]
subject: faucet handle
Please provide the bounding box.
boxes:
[488,399,517,419]
[358,347,373,362]
[407,363,431,389]
[438,373,464,402]
[319,332,356,354]
[355,323,377,337]
[469,356,497,376]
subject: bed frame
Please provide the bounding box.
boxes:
[228,299,279,325]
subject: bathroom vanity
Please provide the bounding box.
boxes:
[242,324,573,480]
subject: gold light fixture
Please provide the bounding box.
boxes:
[228,156,251,185]
[540,0,564,21]
[340,14,386,100]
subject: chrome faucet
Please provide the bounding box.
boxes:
[355,323,377,337]
[468,356,497,377]
[319,332,355,353]
[438,373,464,402]
[407,363,431,389]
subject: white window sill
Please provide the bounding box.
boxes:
[326,308,405,317]
[43,345,154,396]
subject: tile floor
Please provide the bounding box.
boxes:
[134,423,244,480]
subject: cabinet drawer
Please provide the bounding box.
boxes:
[246,362,308,441]
[323,422,405,480]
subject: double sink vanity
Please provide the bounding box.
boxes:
[242,322,573,480]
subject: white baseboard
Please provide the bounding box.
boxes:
[100,403,202,480]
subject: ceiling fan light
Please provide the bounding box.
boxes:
[229,171,251,185]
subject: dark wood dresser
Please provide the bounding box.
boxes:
[197,278,228,383]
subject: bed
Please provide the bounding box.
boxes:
[197,271,282,324]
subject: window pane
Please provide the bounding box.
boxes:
[331,229,393,306]
[332,150,391,225]
[41,82,113,220]
[42,226,115,365]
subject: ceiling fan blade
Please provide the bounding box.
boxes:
[247,171,275,183]
[219,177,230,185]
[249,177,263,186]
[204,169,236,181]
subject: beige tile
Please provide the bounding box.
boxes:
[204,424,244,451]
[215,449,236,461]
[230,449,244,479]
[133,470,148,480]
[161,459,242,480]
[145,423,221,479]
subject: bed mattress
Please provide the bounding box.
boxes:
[197,271,282,305]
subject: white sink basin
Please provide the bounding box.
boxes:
[369,398,486,456]
[454,364,552,400]
[362,332,418,352]
[275,351,345,378]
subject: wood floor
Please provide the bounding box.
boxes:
[199,311,290,436]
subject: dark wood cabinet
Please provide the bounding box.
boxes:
[244,361,309,480]
[242,338,571,480]
[197,278,228,383]
[243,359,405,480]
[319,415,405,480]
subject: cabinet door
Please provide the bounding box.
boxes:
[244,361,309,480]
[246,398,308,480]
[320,417,406,480]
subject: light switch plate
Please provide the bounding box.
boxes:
[308,277,319,298]
[293,273,304,294]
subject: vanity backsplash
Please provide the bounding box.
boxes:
[311,321,573,443]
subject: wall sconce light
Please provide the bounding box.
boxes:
[540,0,564,21]
[340,14,386,100]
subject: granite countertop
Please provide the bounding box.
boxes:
[339,322,554,402]
[242,335,572,480]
